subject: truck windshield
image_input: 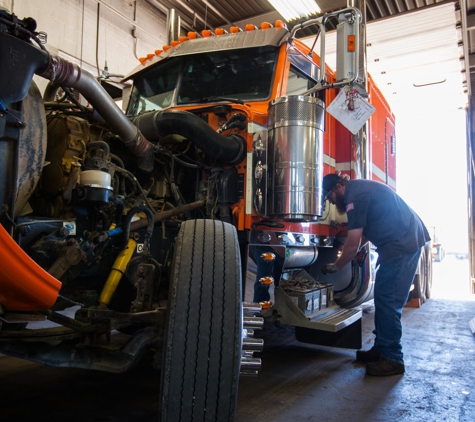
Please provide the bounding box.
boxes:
[127,46,279,116]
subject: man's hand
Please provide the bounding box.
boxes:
[321,263,339,275]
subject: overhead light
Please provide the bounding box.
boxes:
[267,0,321,22]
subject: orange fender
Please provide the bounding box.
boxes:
[0,224,61,311]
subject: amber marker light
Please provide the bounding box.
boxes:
[275,20,288,30]
[179,36,189,43]
[171,40,180,48]
[188,31,199,39]
[347,35,355,52]
[245,24,257,31]
[139,57,147,65]
[259,276,274,285]
[261,22,273,29]
[154,49,163,56]
[162,45,171,53]
[230,26,243,33]
[147,53,154,60]
[215,27,228,36]
[202,29,214,37]
[260,252,276,261]
[260,301,272,309]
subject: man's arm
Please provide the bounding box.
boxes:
[334,227,364,270]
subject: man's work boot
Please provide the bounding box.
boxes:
[356,347,380,363]
[366,357,405,376]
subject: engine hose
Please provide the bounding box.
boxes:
[87,140,110,157]
[111,196,125,226]
[119,206,154,252]
[132,110,246,166]
[218,113,247,134]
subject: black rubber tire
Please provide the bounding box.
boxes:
[411,274,423,301]
[412,247,430,303]
[160,219,242,422]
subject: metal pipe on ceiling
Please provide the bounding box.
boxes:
[174,0,207,25]
[198,0,233,26]
[147,0,201,32]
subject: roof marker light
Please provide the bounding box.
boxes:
[230,26,243,33]
[179,36,189,43]
[139,57,147,66]
[147,53,154,60]
[215,27,228,36]
[275,20,288,30]
[261,22,273,30]
[163,45,171,53]
[188,31,200,39]
[245,24,257,31]
[202,29,214,38]
[154,49,163,56]
[171,40,180,48]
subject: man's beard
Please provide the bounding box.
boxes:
[334,193,346,215]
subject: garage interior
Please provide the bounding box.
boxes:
[1,0,475,421]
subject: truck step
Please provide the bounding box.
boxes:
[308,307,362,332]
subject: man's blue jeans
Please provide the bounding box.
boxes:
[373,248,422,364]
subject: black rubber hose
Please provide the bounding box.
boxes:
[111,196,125,226]
[132,110,246,165]
[119,206,154,251]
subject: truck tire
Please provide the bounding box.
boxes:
[160,219,242,422]
[411,274,424,302]
[412,247,429,302]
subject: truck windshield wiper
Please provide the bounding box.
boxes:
[199,96,245,105]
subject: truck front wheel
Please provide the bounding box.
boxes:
[160,219,242,422]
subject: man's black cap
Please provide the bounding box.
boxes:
[322,173,342,199]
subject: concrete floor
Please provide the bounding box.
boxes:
[1,256,474,422]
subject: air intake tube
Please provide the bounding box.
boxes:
[132,110,247,165]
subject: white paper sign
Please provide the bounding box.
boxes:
[327,87,376,134]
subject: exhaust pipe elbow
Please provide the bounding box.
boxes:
[37,53,154,173]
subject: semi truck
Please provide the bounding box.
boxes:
[0,5,432,421]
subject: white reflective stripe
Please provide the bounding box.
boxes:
[371,163,397,189]
[371,163,386,182]
[335,161,351,172]
[331,160,397,189]
[323,154,335,167]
